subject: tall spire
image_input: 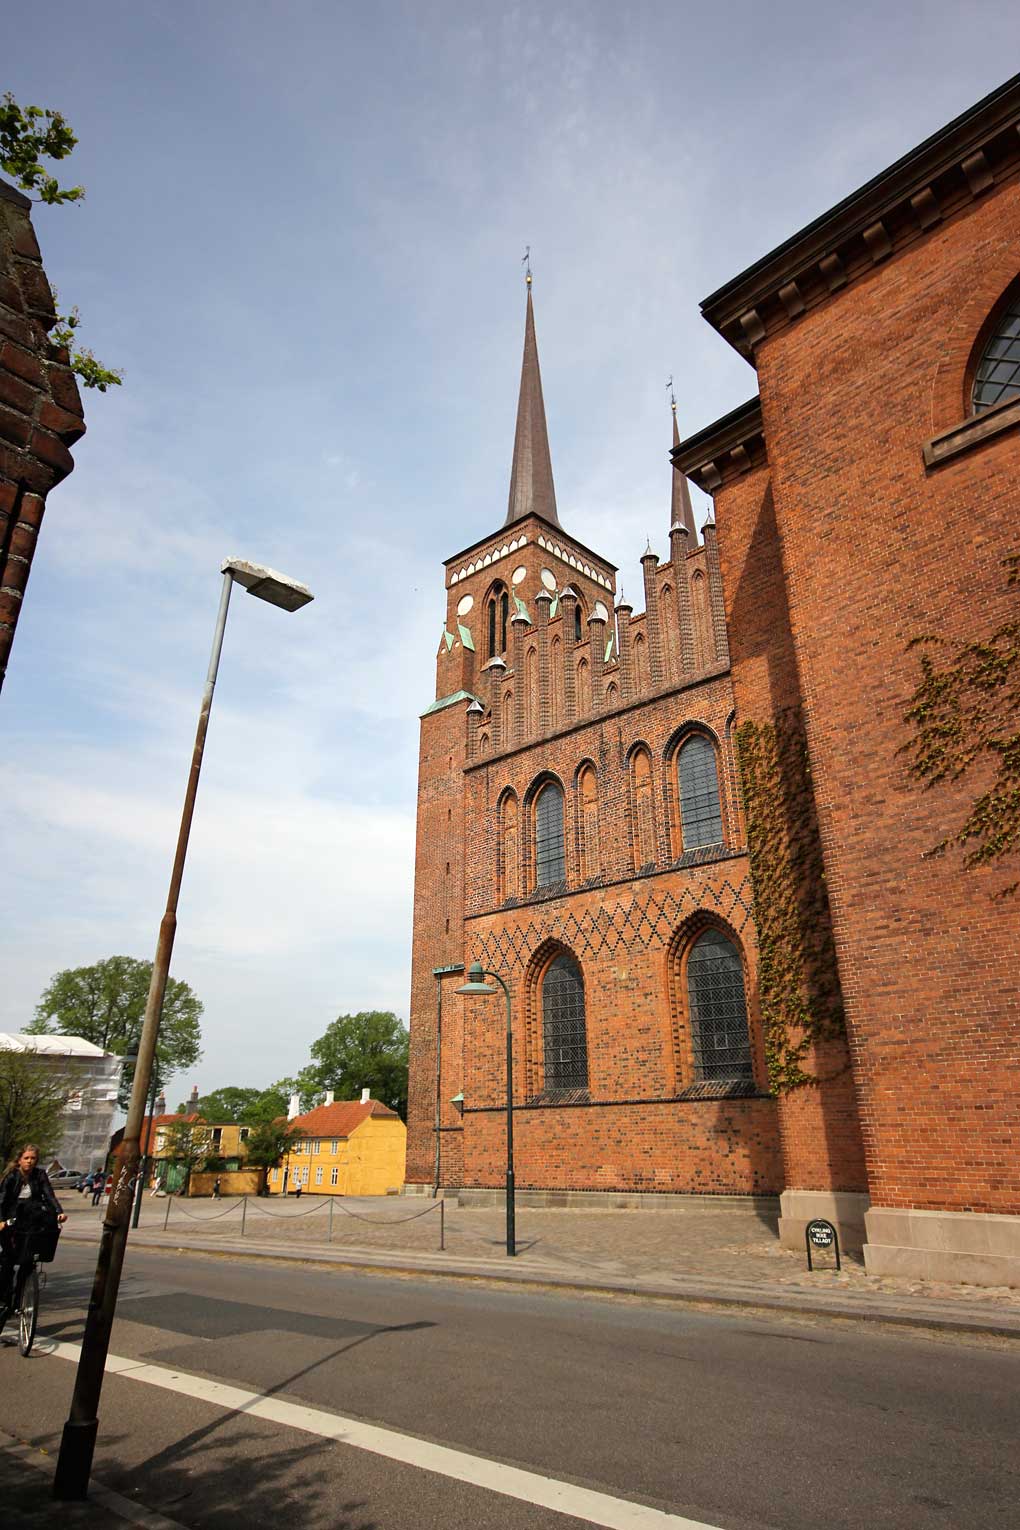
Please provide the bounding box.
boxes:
[505,267,560,529]
[670,387,698,544]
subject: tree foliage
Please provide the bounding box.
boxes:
[29,957,203,1090]
[243,1119,294,1171]
[156,1117,212,1194]
[305,1012,409,1118]
[900,555,1020,899]
[0,1050,73,1169]
[0,92,122,390]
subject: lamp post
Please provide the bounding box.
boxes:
[455,962,515,1257]
[122,1042,162,1232]
[54,558,313,1502]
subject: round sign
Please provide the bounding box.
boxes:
[807,1219,835,1248]
[540,568,557,590]
[456,594,474,616]
[511,565,528,585]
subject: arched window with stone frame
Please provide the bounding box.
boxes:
[628,744,657,871]
[669,919,756,1091]
[576,762,601,883]
[497,789,520,902]
[485,580,511,658]
[969,277,1020,413]
[671,729,724,852]
[502,688,513,741]
[528,776,566,891]
[530,945,589,1094]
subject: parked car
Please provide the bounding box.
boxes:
[49,1169,85,1189]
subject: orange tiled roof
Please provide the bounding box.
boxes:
[288,1098,398,1139]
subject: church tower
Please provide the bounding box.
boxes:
[405,275,773,1206]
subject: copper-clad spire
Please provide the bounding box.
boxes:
[670,389,698,544]
[505,270,560,529]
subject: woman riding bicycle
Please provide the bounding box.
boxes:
[0,1144,68,1316]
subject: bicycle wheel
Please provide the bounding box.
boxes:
[18,1264,39,1356]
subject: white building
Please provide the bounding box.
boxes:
[0,1033,122,1172]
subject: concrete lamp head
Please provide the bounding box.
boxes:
[223,558,314,613]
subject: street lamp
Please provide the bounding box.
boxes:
[122,1041,162,1231]
[455,962,516,1257]
[54,558,312,1501]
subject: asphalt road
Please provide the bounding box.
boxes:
[3,1241,1018,1530]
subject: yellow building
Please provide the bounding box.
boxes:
[269,1094,406,1197]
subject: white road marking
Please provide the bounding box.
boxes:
[42,1339,723,1530]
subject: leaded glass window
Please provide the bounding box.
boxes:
[534,782,565,887]
[687,928,753,1082]
[678,735,723,849]
[972,295,1020,412]
[542,953,588,1090]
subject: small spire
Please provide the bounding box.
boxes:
[668,381,698,545]
[505,265,560,529]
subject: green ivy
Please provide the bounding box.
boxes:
[735,712,847,1093]
[899,555,1019,899]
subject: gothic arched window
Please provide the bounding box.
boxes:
[574,604,583,642]
[686,928,753,1083]
[677,734,723,849]
[542,952,588,1090]
[972,291,1020,412]
[487,583,511,658]
[534,781,565,888]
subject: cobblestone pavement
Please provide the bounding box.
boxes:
[62,1194,1020,1312]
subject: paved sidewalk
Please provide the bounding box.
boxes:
[58,1191,1020,1338]
[0,1433,186,1530]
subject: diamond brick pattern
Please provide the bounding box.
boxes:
[473,878,753,973]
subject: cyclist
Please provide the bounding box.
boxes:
[0,1143,67,1320]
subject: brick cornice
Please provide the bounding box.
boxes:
[701,73,1020,360]
[670,397,766,493]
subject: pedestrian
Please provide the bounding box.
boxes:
[294,1180,302,1200]
[91,1173,105,1207]
[213,1177,221,1200]
[0,1144,67,1315]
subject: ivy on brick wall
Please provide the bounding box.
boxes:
[900,554,1019,899]
[735,712,846,1093]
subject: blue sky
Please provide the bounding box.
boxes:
[4,3,1017,1101]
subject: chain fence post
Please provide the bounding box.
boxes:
[328,1198,334,1243]
[440,1198,445,1251]
[240,1196,247,1237]
[163,1195,171,1232]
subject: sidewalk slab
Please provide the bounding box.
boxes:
[0,1434,187,1530]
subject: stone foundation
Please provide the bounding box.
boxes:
[778,1189,871,1253]
[864,1207,1020,1288]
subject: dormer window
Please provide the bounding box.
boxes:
[972,292,1020,412]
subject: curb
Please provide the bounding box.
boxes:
[60,1226,1020,1341]
[1,1433,187,1530]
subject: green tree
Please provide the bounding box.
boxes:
[0,1050,74,1169]
[29,957,202,1093]
[305,1012,409,1119]
[0,92,121,390]
[243,1119,293,1174]
[155,1117,212,1196]
[196,1087,261,1123]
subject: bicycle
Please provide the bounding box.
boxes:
[0,1223,59,1357]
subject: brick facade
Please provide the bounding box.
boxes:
[406,292,795,1202]
[0,179,86,693]
[673,76,1020,1281]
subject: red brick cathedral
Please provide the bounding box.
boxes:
[407,75,1020,1287]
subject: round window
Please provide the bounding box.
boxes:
[456,594,474,616]
[511,565,528,585]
